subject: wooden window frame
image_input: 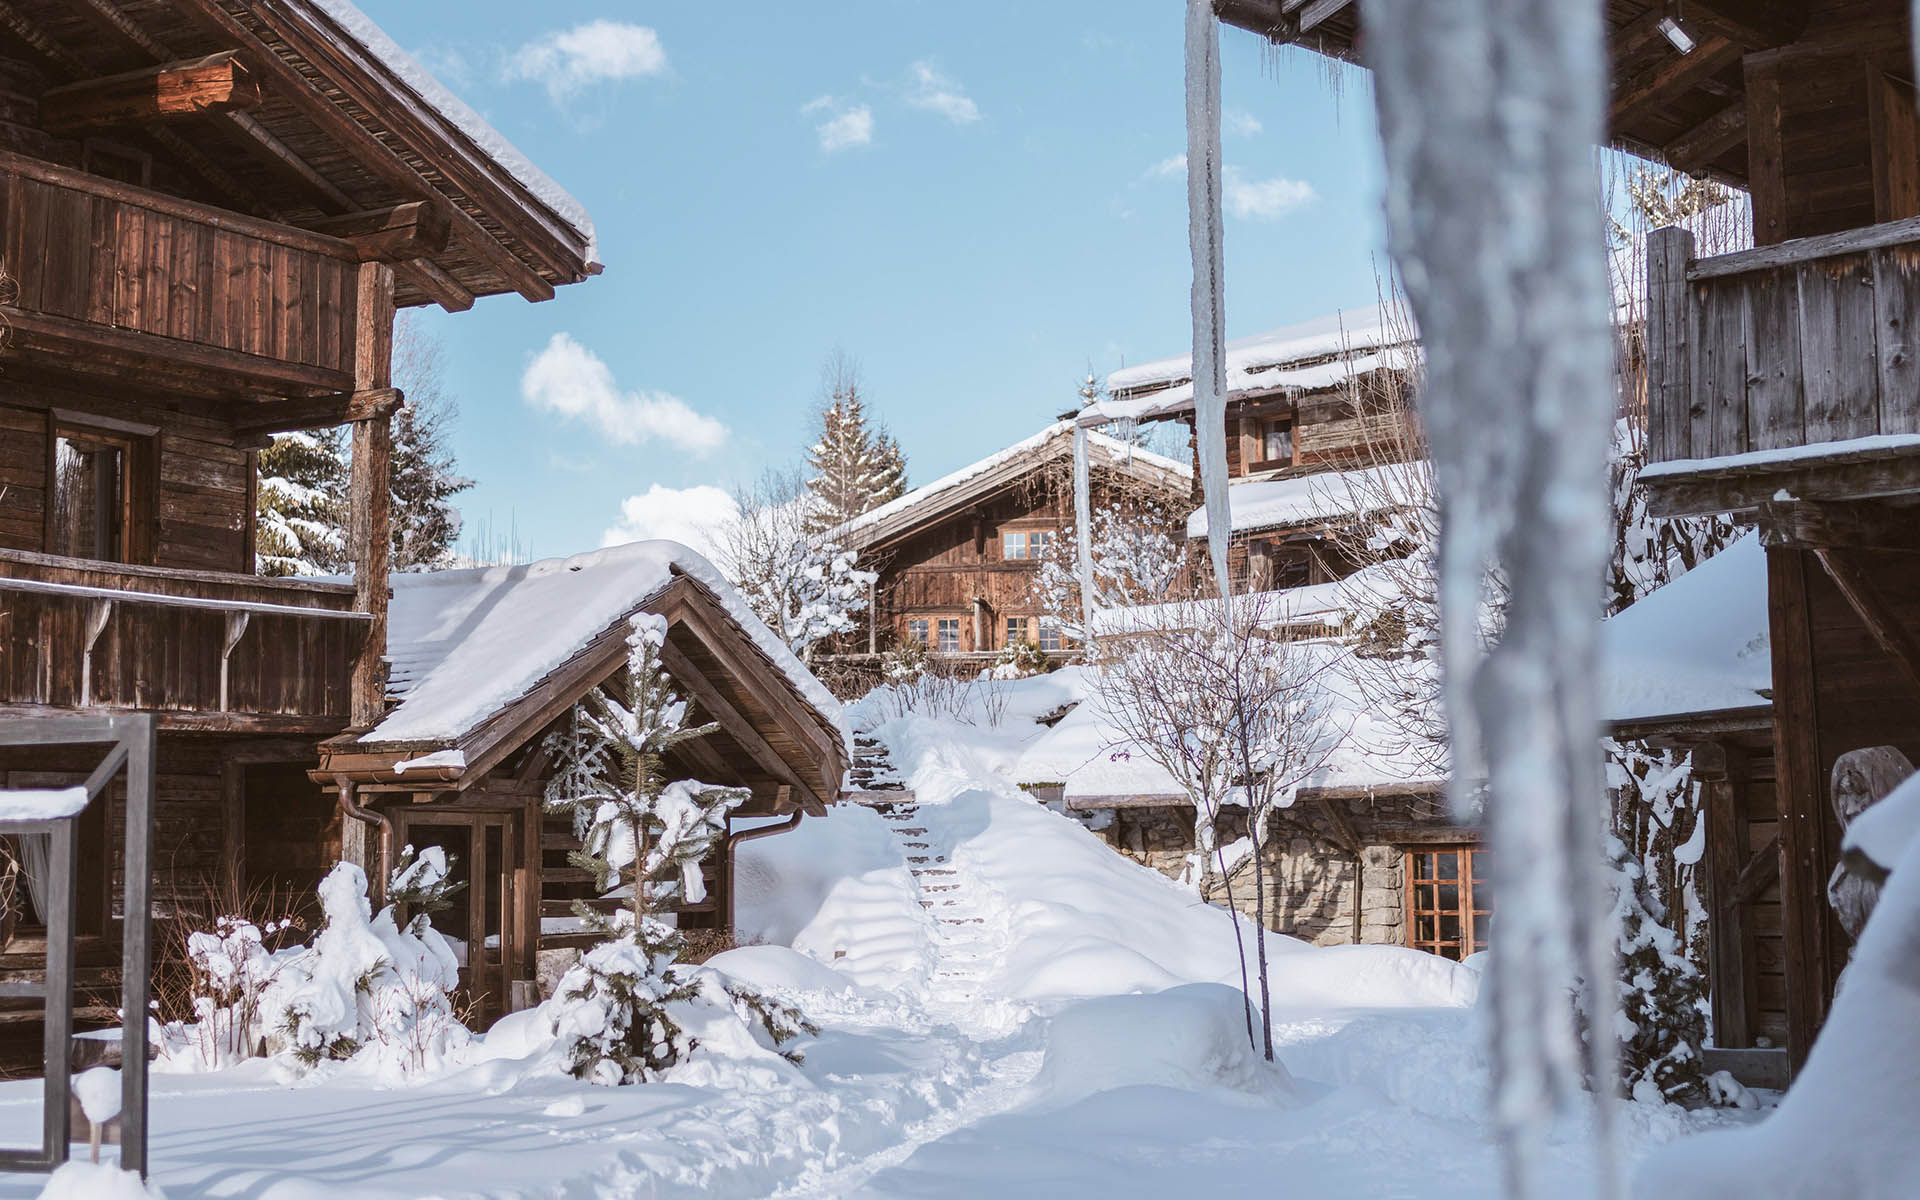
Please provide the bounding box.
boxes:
[46,418,154,566]
[1248,417,1296,474]
[936,617,961,653]
[906,618,929,646]
[1002,531,1029,560]
[1037,621,1064,653]
[1404,844,1490,961]
[1005,616,1031,646]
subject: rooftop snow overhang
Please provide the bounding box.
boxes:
[316,571,844,815]
[0,0,598,310]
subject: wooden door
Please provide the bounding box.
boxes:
[389,809,523,1020]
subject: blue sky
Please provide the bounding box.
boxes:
[361,2,1392,559]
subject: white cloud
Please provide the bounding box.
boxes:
[812,101,874,152]
[1145,153,1187,179]
[600,484,740,558]
[507,20,666,103]
[905,60,980,124]
[520,333,727,455]
[1223,168,1316,220]
[1224,108,1263,138]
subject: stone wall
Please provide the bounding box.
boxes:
[1095,791,1466,949]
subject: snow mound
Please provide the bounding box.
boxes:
[1033,984,1295,1106]
[34,1163,166,1200]
[73,1068,119,1125]
[704,944,868,998]
[1634,826,1920,1198]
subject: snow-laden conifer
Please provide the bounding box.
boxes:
[256,429,348,577]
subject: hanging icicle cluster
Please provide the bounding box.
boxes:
[1362,2,1621,1197]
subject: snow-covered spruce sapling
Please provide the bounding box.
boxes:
[717,468,878,661]
[1589,836,1709,1107]
[542,613,815,1084]
[387,842,466,922]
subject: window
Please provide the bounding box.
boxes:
[1406,846,1491,961]
[1005,617,1031,646]
[1262,419,1294,466]
[51,427,134,562]
[1037,622,1063,653]
[1030,530,1057,556]
[907,618,929,646]
[936,618,960,653]
[1003,531,1028,559]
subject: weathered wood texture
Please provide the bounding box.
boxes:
[0,152,362,394]
[1644,227,1920,485]
[0,549,364,725]
[38,51,260,135]
[1697,732,1788,1050]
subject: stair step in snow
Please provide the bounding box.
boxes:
[893,827,928,836]
[938,917,984,925]
[910,868,955,877]
[918,883,960,893]
[902,841,930,849]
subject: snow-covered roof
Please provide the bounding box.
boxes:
[831,421,1190,550]
[309,1,599,265]
[1012,639,1443,802]
[370,541,843,748]
[1088,572,1394,640]
[1599,533,1771,727]
[1086,304,1417,425]
[1185,463,1408,539]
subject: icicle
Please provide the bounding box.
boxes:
[1363,3,1620,1197]
[1072,423,1096,640]
[1185,0,1232,607]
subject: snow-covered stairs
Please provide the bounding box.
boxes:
[845,734,913,803]
[864,797,997,1012]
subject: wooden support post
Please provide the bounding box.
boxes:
[1766,546,1831,1074]
[1697,746,1754,1048]
[349,262,396,728]
[1072,424,1095,641]
[1744,53,1788,246]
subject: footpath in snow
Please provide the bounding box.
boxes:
[0,671,1732,1198]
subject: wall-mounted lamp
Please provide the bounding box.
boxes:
[1657,16,1697,55]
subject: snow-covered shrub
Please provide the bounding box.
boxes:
[386,843,465,918]
[991,640,1048,680]
[1029,500,1185,643]
[1596,835,1708,1107]
[260,862,466,1078]
[715,469,877,661]
[550,918,698,1085]
[154,914,297,1070]
[880,637,927,683]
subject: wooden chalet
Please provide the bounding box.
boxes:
[316,542,848,1011]
[828,420,1190,663]
[1082,303,1419,593]
[1220,0,1920,1077]
[0,0,836,1051]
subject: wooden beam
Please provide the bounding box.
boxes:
[229,387,403,440]
[169,0,558,303]
[397,258,475,313]
[40,51,260,135]
[1744,53,1788,246]
[307,202,450,263]
[1675,1,1807,51]
[1645,451,1920,519]
[1294,0,1352,35]
[656,637,828,816]
[1757,499,1920,553]
[1314,792,1364,856]
[1667,101,1746,176]
[1812,547,1920,701]
[1702,773,1752,1046]
[1609,35,1743,129]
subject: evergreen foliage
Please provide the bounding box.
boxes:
[391,315,473,571]
[803,355,906,532]
[718,470,877,660]
[256,429,349,577]
[1596,835,1711,1107]
[540,613,815,1085]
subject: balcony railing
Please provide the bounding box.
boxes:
[1642,218,1920,516]
[0,151,363,398]
[0,550,369,730]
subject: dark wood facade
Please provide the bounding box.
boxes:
[1224,0,1920,1079]
[0,0,597,1055]
[835,426,1191,660]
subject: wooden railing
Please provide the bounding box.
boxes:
[0,152,362,397]
[0,550,369,730]
[1645,219,1920,467]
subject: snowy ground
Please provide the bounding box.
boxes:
[0,672,1742,1198]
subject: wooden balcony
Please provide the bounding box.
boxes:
[1641,219,1920,517]
[0,151,365,401]
[0,550,369,732]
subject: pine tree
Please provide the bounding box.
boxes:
[391,315,473,571]
[540,613,802,1085]
[803,353,905,532]
[256,429,348,577]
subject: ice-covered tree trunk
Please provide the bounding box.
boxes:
[1185,0,1232,607]
[1364,3,1619,1197]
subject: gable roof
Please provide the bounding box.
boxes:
[3,0,596,308]
[831,421,1192,554]
[319,541,847,812]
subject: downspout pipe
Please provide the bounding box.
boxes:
[725,812,804,939]
[335,774,394,906]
